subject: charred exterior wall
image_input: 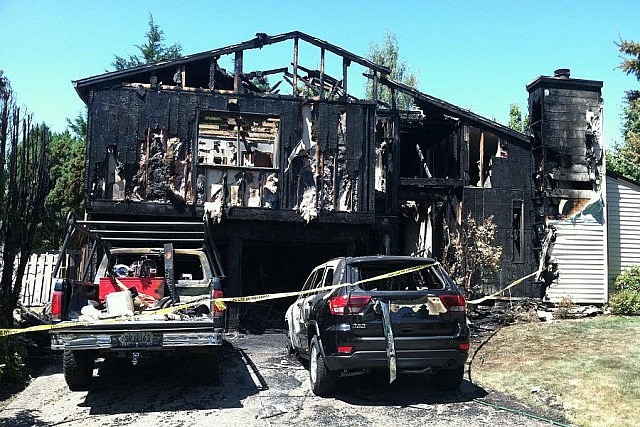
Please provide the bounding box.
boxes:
[375,106,537,299]
[84,85,378,319]
[460,121,537,297]
[85,86,376,223]
[527,71,604,300]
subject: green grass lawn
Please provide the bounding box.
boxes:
[472,316,640,427]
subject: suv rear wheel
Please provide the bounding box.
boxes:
[431,366,464,391]
[309,336,336,396]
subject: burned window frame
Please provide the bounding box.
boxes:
[512,199,524,264]
[197,109,281,209]
[197,110,280,169]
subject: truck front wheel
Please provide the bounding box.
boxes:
[63,350,95,391]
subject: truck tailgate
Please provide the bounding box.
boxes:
[50,319,222,350]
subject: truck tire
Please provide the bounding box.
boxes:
[63,350,95,391]
[309,336,336,396]
[431,365,464,391]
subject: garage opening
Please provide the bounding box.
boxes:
[239,240,349,333]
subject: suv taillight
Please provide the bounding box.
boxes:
[439,294,466,312]
[329,295,371,315]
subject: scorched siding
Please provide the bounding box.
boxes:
[547,221,607,304]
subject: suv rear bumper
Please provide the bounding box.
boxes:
[323,348,467,371]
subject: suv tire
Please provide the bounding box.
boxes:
[431,365,464,391]
[309,336,336,396]
[63,350,95,391]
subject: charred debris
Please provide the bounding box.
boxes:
[72,32,603,328]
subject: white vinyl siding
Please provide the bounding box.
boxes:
[606,175,640,292]
[547,221,607,304]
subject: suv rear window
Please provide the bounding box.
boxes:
[352,262,445,291]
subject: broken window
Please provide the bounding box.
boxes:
[198,111,280,209]
[397,113,458,180]
[512,200,524,263]
[198,112,279,168]
[468,127,500,187]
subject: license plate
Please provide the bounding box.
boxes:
[114,332,161,347]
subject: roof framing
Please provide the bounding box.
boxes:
[73,31,391,100]
[369,74,529,142]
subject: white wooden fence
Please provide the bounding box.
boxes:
[0,249,85,307]
[19,251,60,307]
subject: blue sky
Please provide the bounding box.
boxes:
[1,0,638,147]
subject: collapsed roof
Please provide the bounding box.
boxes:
[73,30,526,143]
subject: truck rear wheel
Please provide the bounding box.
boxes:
[63,350,95,391]
[194,350,220,385]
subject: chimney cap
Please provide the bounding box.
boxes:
[554,68,571,78]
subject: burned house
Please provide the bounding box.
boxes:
[527,70,606,304]
[72,31,604,322]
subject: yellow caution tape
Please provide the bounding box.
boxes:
[1,262,537,337]
[466,270,541,305]
[1,262,438,337]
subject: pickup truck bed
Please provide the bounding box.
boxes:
[49,218,227,390]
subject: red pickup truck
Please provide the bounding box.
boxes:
[49,217,226,390]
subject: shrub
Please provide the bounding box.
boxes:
[614,265,640,292]
[609,266,640,315]
[0,337,28,383]
[608,289,640,315]
[554,295,575,319]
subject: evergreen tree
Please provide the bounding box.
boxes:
[607,38,640,182]
[508,103,529,133]
[112,14,182,71]
[365,31,418,110]
[39,129,85,248]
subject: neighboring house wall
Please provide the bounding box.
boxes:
[606,173,640,292]
[547,219,607,304]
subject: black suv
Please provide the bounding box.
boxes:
[285,256,469,396]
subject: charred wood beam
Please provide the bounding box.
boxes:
[243,67,289,80]
[268,80,282,94]
[373,72,379,104]
[377,99,391,109]
[285,67,343,97]
[342,58,350,100]
[295,63,339,85]
[293,37,299,95]
[209,56,218,90]
[284,72,318,95]
[319,47,325,100]
[234,51,244,93]
[327,79,343,99]
[364,72,527,141]
[222,208,375,224]
[74,31,391,102]
[415,144,433,178]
